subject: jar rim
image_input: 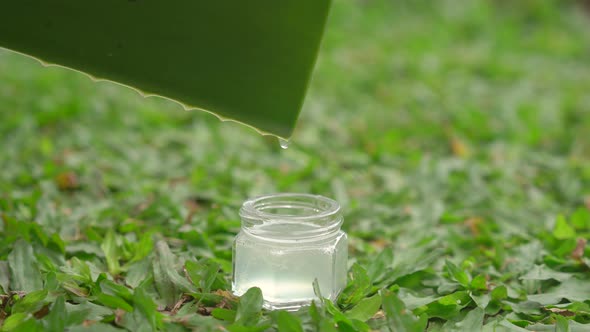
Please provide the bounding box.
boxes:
[239,193,342,240]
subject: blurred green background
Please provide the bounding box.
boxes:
[1,0,590,331]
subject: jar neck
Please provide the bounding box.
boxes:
[239,193,342,242]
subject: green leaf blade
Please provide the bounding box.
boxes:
[381,290,428,332]
[8,240,43,292]
[235,287,264,326]
[276,311,304,332]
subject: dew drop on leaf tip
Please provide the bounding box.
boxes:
[279,138,290,149]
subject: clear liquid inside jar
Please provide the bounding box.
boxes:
[232,193,348,310]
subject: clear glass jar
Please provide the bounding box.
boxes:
[232,193,348,310]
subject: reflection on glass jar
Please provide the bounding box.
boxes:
[232,193,348,310]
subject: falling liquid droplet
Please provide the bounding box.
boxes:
[278,138,290,150]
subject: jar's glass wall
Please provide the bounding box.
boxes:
[232,193,348,310]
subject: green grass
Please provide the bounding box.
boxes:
[1,0,590,331]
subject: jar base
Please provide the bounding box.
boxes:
[233,287,342,312]
[262,299,313,311]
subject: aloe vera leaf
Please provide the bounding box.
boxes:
[0,0,332,138]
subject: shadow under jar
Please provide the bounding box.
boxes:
[232,193,348,311]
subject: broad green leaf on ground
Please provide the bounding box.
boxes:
[152,240,195,307]
[388,247,444,283]
[338,263,372,306]
[152,241,182,307]
[442,307,485,332]
[324,299,370,331]
[7,240,43,292]
[556,315,569,332]
[100,279,133,302]
[68,257,93,283]
[415,291,472,320]
[308,300,328,330]
[345,293,382,322]
[519,264,572,282]
[381,290,428,332]
[470,292,492,311]
[173,303,228,331]
[44,295,66,332]
[11,289,48,314]
[397,290,440,311]
[367,248,394,283]
[0,261,10,293]
[125,259,151,288]
[570,208,590,230]
[553,215,576,240]
[503,241,544,275]
[470,275,488,291]
[527,278,590,305]
[185,259,228,292]
[445,260,470,288]
[526,321,590,332]
[481,286,509,316]
[319,320,338,332]
[212,308,237,322]
[68,323,126,332]
[276,311,304,332]
[0,313,32,332]
[95,293,133,312]
[65,301,113,324]
[481,318,530,332]
[100,230,121,276]
[234,287,263,326]
[133,284,163,331]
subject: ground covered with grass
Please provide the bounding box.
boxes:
[1,0,590,331]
